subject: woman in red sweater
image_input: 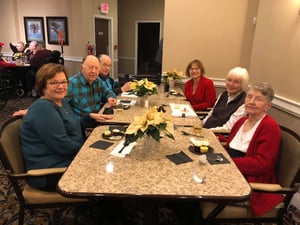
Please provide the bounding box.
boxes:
[183,59,216,111]
[226,82,283,217]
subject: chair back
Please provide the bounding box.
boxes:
[0,117,24,174]
[276,126,300,188]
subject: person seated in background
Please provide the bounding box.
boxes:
[20,63,112,191]
[183,59,216,111]
[225,82,283,217]
[98,54,131,94]
[25,42,53,97]
[202,67,249,132]
[24,40,39,61]
[10,41,28,53]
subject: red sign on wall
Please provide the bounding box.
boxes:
[101,3,109,14]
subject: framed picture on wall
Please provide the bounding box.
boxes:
[46,17,69,45]
[24,17,45,43]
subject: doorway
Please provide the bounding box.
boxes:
[136,22,161,75]
[94,16,114,76]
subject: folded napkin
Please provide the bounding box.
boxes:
[206,153,230,165]
[89,140,114,150]
[110,140,137,157]
[169,103,197,117]
[121,92,138,98]
[166,151,193,165]
[117,99,136,106]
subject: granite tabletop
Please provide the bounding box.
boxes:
[58,125,251,201]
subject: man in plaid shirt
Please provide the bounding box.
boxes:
[66,55,117,119]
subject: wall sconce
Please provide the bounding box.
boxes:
[98,3,109,14]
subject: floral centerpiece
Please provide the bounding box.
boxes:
[162,69,184,81]
[13,52,24,60]
[125,106,175,143]
[130,78,158,97]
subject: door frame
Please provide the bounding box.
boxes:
[135,20,162,75]
[94,15,114,77]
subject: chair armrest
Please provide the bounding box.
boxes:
[6,167,66,180]
[27,167,66,176]
[196,110,210,115]
[211,129,230,134]
[250,182,282,192]
[196,108,212,115]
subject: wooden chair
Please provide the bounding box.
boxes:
[201,125,300,225]
[0,117,92,225]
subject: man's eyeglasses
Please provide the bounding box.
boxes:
[101,63,111,68]
[48,80,69,87]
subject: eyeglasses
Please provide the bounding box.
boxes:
[101,63,111,68]
[48,80,69,87]
[189,67,200,71]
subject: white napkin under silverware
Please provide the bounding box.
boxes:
[169,103,197,117]
[110,140,137,157]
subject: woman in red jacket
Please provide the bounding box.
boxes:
[183,59,216,111]
[226,82,283,217]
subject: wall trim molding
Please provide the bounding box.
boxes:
[64,56,83,62]
[213,78,300,118]
[3,52,299,118]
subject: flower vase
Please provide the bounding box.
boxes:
[143,135,160,154]
[168,79,176,90]
[138,95,149,108]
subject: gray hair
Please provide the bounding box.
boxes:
[248,82,274,102]
[226,67,249,91]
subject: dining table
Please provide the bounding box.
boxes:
[100,85,200,127]
[57,85,251,224]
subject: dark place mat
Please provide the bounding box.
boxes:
[89,140,114,150]
[206,153,230,165]
[166,151,193,165]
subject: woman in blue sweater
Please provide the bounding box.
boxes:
[20,63,101,191]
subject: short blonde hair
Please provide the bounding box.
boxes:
[226,67,249,91]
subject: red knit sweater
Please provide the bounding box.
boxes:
[184,76,216,110]
[227,115,283,216]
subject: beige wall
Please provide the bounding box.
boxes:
[250,0,300,102]
[163,0,253,77]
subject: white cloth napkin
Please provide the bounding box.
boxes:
[169,103,197,117]
[121,92,138,98]
[110,140,137,157]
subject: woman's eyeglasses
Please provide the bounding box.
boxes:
[189,68,200,71]
[48,80,69,87]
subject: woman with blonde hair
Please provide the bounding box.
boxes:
[203,67,249,131]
